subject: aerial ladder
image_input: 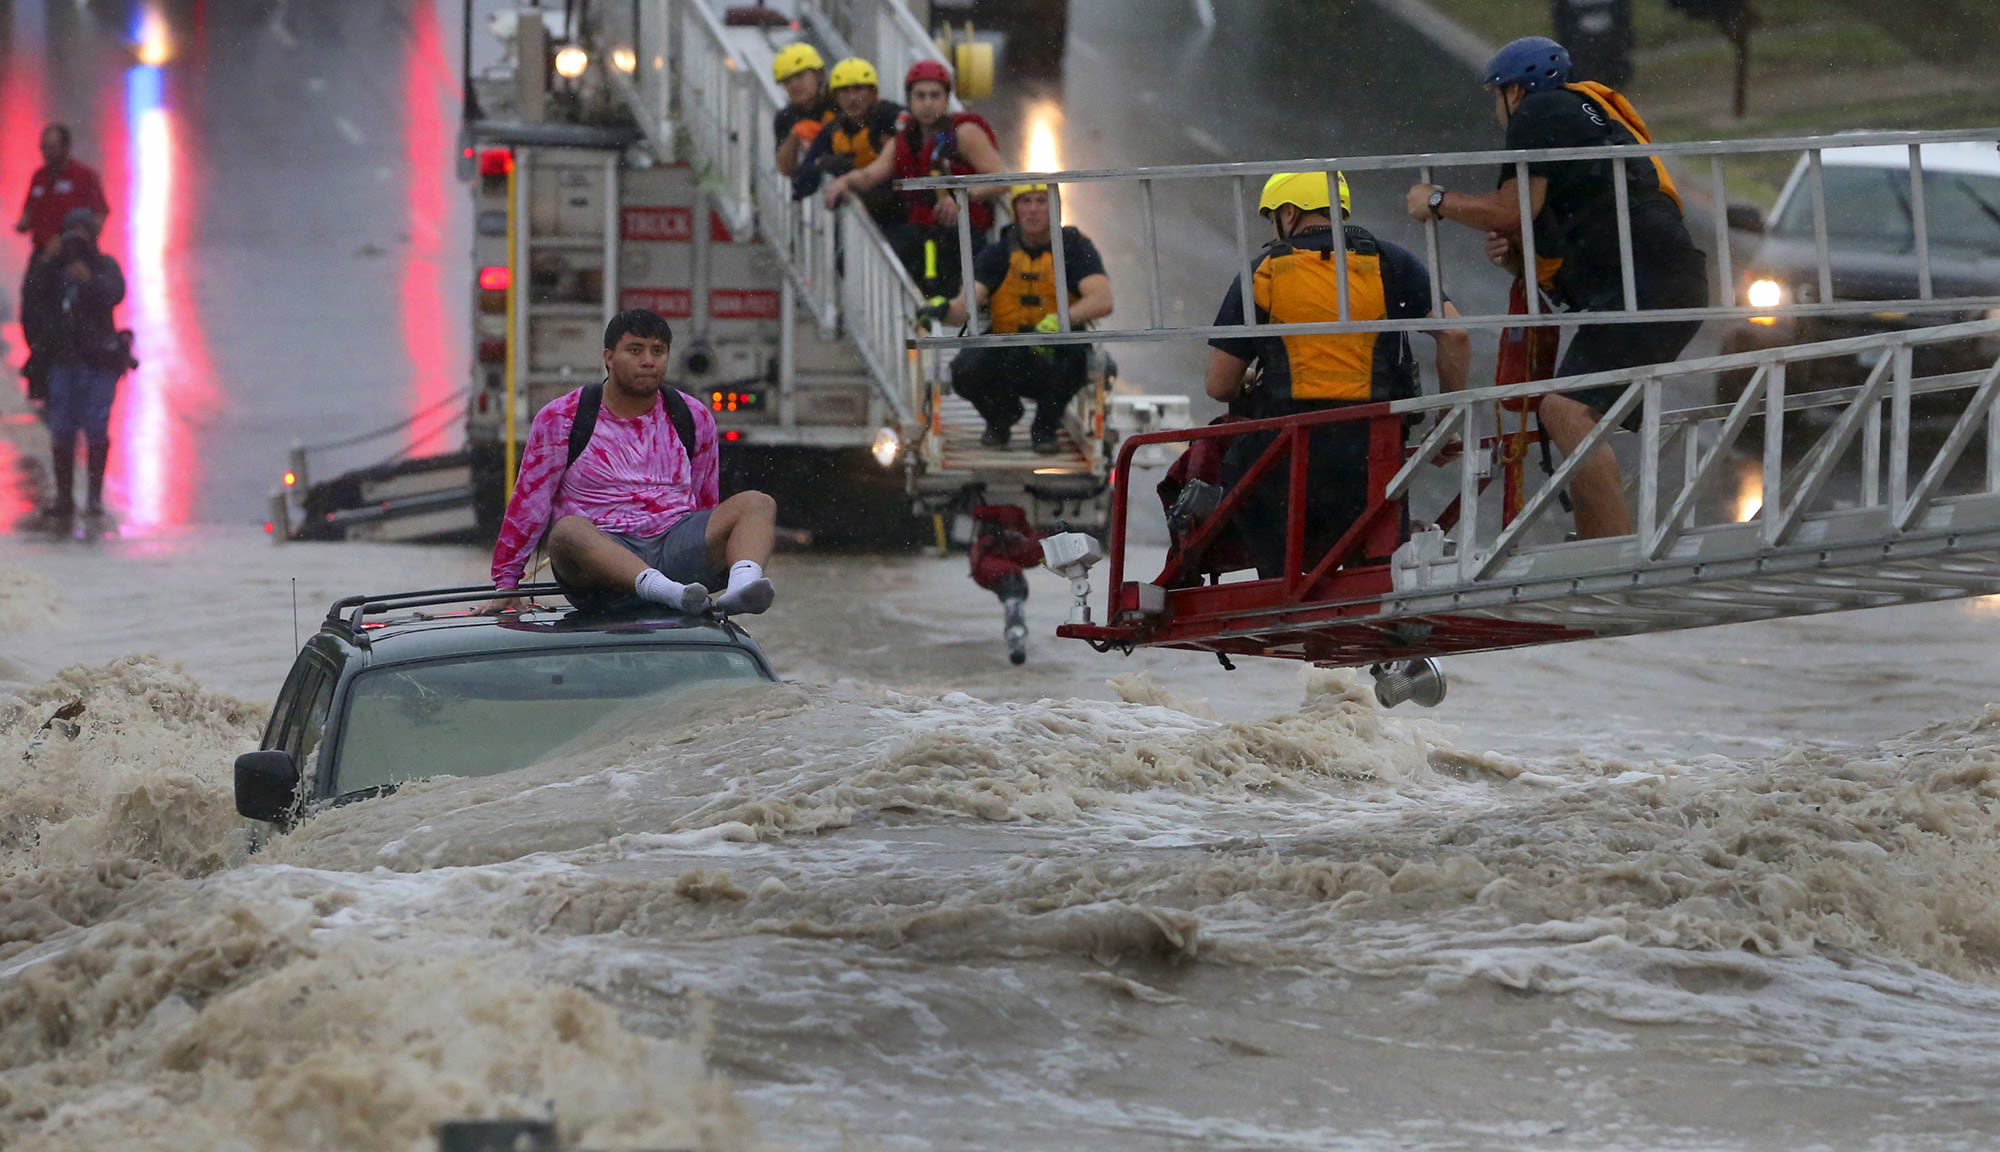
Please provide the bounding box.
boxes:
[906,128,2000,702]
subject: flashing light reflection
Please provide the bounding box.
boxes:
[0,4,48,525]
[135,6,174,66]
[403,5,461,457]
[119,62,211,529]
[1023,101,1062,173]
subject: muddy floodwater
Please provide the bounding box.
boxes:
[0,531,1999,1150]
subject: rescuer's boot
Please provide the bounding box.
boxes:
[84,441,109,517]
[47,444,76,527]
[1002,594,1028,665]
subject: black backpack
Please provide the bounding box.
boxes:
[565,381,698,469]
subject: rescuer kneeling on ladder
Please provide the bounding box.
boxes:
[928,184,1114,452]
[1406,36,1707,539]
[1206,173,1469,580]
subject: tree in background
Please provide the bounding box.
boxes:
[1664,0,1757,117]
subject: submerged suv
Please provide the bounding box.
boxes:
[234,586,778,828]
[1723,140,2000,398]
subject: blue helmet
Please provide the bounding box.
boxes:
[1484,37,1571,94]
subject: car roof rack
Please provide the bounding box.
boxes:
[327,583,568,634]
[324,584,756,647]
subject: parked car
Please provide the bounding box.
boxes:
[1720,140,2000,409]
[234,586,778,829]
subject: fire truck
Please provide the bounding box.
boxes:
[276,0,1127,549]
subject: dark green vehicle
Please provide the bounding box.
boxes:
[235,586,778,828]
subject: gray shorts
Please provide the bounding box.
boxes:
[554,509,723,613]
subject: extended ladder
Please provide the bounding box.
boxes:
[904,128,2000,665]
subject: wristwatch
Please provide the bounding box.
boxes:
[1427,187,1448,220]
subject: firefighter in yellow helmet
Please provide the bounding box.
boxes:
[1204,172,1469,579]
[934,183,1114,452]
[792,58,906,230]
[771,43,832,178]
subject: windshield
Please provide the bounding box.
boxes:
[1776,165,2000,255]
[332,645,766,795]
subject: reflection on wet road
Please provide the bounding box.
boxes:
[2,0,468,529]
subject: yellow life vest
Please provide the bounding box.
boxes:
[1252,228,1399,404]
[989,233,1082,335]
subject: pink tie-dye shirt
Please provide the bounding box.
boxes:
[491,387,720,589]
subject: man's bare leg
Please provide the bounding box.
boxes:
[706,491,779,613]
[548,515,709,611]
[705,490,778,567]
[1538,395,1634,539]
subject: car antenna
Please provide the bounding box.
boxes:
[291,577,300,654]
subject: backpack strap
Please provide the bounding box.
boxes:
[567,383,697,470]
[663,387,698,460]
[566,382,604,468]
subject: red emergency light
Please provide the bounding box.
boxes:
[478,266,511,292]
[478,149,514,177]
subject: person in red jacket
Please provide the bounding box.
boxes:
[826,59,1006,299]
[15,125,108,249]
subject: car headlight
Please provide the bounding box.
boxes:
[1746,278,1784,309]
[871,427,901,468]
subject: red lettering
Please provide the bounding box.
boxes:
[709,290,781,320]
[620,206,693,243]
[620,288,693,317]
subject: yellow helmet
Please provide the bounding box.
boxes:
[1009,182,1050,208]
[772,43,825,83]
[1258,171,1351,219]
[827,57,879,91]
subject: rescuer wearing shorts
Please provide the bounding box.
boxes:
[1209,173,1469,580]
[484,310,779,618]
[1406,36,1707,539]
[933,184,1114,453]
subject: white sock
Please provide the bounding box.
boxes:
[726,560,763,592]
[633,568,709,613]
[714,560,774,614]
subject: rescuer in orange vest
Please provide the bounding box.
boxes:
[1404,36,1707,540]
[933,184,1114,453]
[794,57,906,230]
[771,43,834,179]
[1209,172,1469,580]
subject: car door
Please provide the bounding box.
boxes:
[265,652,339,796]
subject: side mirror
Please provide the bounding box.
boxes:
[1725,202,1766,234]
[234,750,300,822]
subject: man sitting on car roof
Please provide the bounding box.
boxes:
[484,309,778,617]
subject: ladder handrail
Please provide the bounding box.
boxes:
[900,126,2000,352]
[898,127,2000,189]
[644,0,938,429]
[1086,318,2000,625]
